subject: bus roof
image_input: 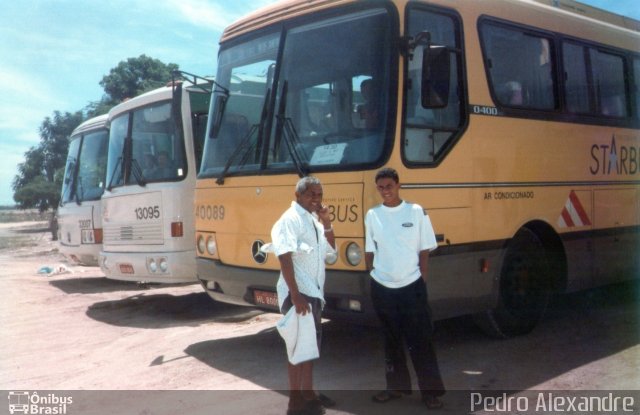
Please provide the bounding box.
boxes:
[221,0,640,42]
[112,85,174,115]
[531,0,640,32]
[71,113,108,137]
[108,76,213,118]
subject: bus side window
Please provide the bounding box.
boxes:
[564,43,628,118]
[404,7,464,164]
[481,22,556,111]
[594,50,627,117]
[563,42,591,114]
[498,81,524,106]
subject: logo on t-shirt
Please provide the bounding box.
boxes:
[402,222,414,227]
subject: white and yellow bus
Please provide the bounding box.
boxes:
[100,73,211,283]
[195,0,639,335]
[58,114,109,266]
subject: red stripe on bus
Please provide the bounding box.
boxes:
[569,190,591,226]
[561,208,575,227]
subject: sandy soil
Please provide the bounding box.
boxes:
[0,223,281,391]
[1,221,639,415]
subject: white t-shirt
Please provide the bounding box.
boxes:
[365,201,438,288]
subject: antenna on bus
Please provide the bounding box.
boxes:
[171,70,228,96]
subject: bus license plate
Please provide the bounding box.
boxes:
[254,290,278,307]
[119,263,135,274]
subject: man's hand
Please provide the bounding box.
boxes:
[317,204,331,228]
[291,291,310,315]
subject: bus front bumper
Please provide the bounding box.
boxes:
[100,250,198,284]
[197,257,376,323]
[59,243,101,267]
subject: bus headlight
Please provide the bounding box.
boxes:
[148,258,158,273]
[346,242,362,266]
[159,258,169,273]
[325,251,338,265]
[206,236,217,256]
[197,235,206,255]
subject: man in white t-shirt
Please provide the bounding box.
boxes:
[271,176,336,415]
[365,167,445,410]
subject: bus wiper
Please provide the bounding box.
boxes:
[106,156,122,191]
[275,81,308,177]
[107,135,131,191]
[215,124,258,185]
[130,158,147,187]
[216,87,271,185]
[75,176,84,205]
[60,159,76,206]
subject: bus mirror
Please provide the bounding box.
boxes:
[421,45,450,108]
[210,94,227,139]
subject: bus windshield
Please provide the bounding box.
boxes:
[200,7,393,179]
[61,129,108,204]
[106,101,187,188]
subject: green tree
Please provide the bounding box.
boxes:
[12,55,178,238]
[84,97,116,118]
[12,111,83,239]
[39,111,85,182]
[99,54,179,104]
[13,111,83,210]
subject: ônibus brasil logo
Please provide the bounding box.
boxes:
[8,391,73,414]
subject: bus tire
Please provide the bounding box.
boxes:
[474,227,552,338]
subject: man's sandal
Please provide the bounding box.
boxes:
[306,393,336,409]
[372,390,403,403]
[422,395,444,410]
[317,393,336,408]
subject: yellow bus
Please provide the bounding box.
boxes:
[195,0,640,336]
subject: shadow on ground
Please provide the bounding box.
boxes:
[49,276,152,294]
[85,291,265,329]
[13,226,51,234]
[181,280,639,414]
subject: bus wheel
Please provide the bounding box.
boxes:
[474,227,552,338]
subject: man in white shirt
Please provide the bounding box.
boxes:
[271,176,336,415]
[365,167,445,410]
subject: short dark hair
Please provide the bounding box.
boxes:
[375,167,399,183]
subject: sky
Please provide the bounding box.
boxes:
[0,0,638,206]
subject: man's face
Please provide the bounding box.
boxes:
[375,177,401,206]
[296,183,323,213]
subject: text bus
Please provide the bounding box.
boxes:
[58,114,109,266]
[100,74,210,283]
[195,0,639,335]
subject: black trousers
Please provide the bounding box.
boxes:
[370,278,445,397]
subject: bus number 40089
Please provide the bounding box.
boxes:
[196,204,225,221]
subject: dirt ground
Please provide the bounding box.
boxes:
[1,220,639,415]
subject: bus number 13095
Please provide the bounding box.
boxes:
[134,205,161,220]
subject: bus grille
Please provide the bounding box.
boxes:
[103,223,164,245]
